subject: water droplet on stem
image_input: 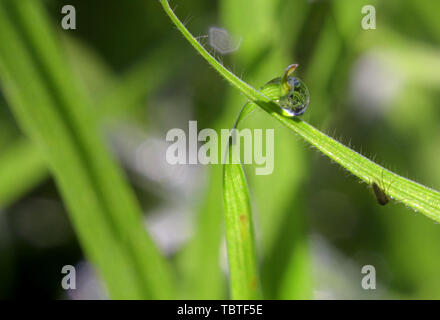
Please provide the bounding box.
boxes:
[265,64,310,117]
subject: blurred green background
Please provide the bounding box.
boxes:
[1,0,440,299]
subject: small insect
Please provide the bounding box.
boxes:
[371,181,390,206]
[371,170,393,206]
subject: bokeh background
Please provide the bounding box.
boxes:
[1,0,440,299]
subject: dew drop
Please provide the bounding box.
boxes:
[278,76,310,116]
[265,64,310,117]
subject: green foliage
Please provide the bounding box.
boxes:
[0,0,174,299]
[223,140,261,299]
[0,140,46,208]
[160,0,440,223]
[0,0,440,300]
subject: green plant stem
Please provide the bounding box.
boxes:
[160,0,440,222]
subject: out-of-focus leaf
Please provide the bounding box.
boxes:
[0,139,47,208]
[0,0,174,299]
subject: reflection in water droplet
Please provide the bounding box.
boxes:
[278,76,310,116]
[264,64,310,117]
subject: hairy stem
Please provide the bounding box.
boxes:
[160,0,440,222]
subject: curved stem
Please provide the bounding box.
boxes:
[159,0,440,221]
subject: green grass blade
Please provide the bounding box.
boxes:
[160,0,440,223]
[176,163,226,299]
[0,139,47,208]
[223,140,261,299]
[0,40,178,210]
[174,0,310,299]
[0,0,174,299]
[220,0,312,300]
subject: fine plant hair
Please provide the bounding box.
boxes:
[159,0,440,300]
[160,0,440,223]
